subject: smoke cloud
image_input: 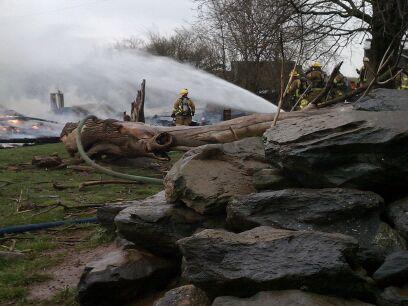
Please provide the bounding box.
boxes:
[0,20,277,122]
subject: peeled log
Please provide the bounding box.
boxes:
[60,111,313,159]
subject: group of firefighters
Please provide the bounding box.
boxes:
[171,59,408,125]
[287,58,408,110]
[288,61,351,111]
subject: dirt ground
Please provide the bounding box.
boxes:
[27,242,116,301]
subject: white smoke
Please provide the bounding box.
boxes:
[0,22,277,123]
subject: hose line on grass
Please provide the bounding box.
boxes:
[76,115,163,185]
[0,218,97,235]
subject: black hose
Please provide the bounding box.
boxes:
[0,217,97,235]
[76,115,163,185]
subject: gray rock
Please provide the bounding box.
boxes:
[373,251,408,287]
[227,188,382,233]
[97,203,133,231]
[154,285,210,306]
[252,168,297,191]
[165,137,278,215]
[264,108,408,198]
[177,226,375,301]
[212,290,374,306]
[387,197,408,241]
[76,247,176,306]
[379,286,408,306]
[115,191,224,257]
[354,89,408,112]
[227,189,406,262]
[97,192,169,231]
[368,223,407,259]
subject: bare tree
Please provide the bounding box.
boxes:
[289,0,408,75]
[144,29,221,71]
[113,36,144,50]
[194,0,338,95]
[112,29,222,72]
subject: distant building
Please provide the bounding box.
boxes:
[229,60,301,105]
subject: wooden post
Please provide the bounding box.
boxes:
[140,79,146,123]
[130,79,146,123]
[50,90,64,113]
[50,93,57,112]
[223,109,232,121]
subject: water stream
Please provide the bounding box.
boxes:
[0,48,277,122]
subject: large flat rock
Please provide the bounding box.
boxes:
[165,138,287,215]
[177,226,375,301]
[264,109,408,198]
[227,188,406,262]
[212,290,373,306]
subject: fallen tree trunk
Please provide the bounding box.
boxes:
[60,111,314,159]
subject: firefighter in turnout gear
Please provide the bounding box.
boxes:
[172,89,196,126]
[288,70,308,110]
[301,62,326,109]
[357,57,370,87]
[306,62,325,88]
[398,73,408,90]
[331,72,348,98]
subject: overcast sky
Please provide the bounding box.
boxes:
[0,0,195,43]
[0,0,363,78]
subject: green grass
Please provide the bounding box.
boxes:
[0,143,182,305]
[0,143,168,227]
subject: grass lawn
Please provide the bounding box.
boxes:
[0,143,178,305]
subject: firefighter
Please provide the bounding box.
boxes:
[357,57,370,87]
[288,70,308,110]
[171,89,196,126]
[331,72,348,98]
[301,62,326,109]
[398,73,408,90]
[305,62,326,88]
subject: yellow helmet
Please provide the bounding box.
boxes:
[179,89,188,96]
[312,62,322,68]
[291,70,300,77]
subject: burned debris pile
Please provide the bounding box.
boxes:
[0,109,62,148]
[74,89,408,306]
